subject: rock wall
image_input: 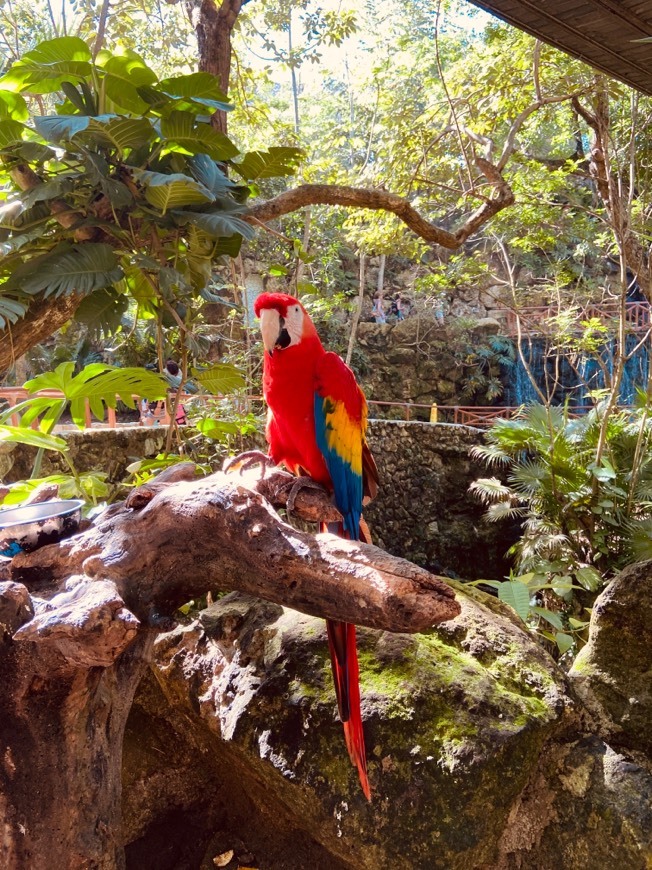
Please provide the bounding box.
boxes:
[366,420,512,579]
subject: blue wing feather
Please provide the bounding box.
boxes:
[314,392,363,540]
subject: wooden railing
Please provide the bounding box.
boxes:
[0,388,612,431]
[504,301,651,336]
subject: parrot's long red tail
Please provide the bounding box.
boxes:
[326,619,370,800]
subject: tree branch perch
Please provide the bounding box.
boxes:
[5,468,460,634]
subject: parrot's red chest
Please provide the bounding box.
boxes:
[262,340,331,486]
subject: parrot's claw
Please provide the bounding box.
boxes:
[223,450,272,477]
[285,475,328,515]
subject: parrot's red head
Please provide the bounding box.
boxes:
[254,292,319,356]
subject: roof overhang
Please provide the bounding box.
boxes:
[467,0,652,96]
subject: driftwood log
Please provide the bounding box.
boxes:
[0,463,460,869]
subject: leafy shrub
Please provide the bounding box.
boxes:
[469,400,652,652]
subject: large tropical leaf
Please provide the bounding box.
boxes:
[21,177,76,209]
[232,147,304,180]
[87,117,155,154]
[160,111,239,161]
[26,363,168,428]
[188,154,237,192]
[0,91,28,121]
[0,293,29,328]
[0,120,25,149]
[171,209,255,240]
[98,48,157,111]
[83,152,134,208]
[4,243,123,298]
[192,363,245,394]
[133,169,214,213]
[33,114,91,143]
[74,287,129,337]
[158,72,232,111]
[0,37,92,93]
[103,76,149,115]
[0,424,68,453]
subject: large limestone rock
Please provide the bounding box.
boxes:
[570,560,652,760]
[123,584,572,869]
[123,576,652,870]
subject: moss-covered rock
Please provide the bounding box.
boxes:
[569,560,652,760]
[124,584,572,869]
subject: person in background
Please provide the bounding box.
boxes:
[396,295,405,320]
[372,294,386,324]
[164,359,188,425]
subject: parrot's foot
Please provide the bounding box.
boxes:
[223,450,272,477]
[284,475,329,515]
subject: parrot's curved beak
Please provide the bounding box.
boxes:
[259,308,291,356]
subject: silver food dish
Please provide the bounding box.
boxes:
[0,499,84,557]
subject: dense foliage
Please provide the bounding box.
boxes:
[471,400,652,651]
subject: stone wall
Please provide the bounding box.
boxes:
[0,421,511,581]
[366,420,511,579]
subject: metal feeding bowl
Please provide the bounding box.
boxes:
[0,499,84,557]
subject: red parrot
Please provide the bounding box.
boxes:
[254,291,378,800]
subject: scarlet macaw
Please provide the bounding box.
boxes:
[254,291,379,800]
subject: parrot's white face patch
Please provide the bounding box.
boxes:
[259,303,305,354]
[283,302,304,346]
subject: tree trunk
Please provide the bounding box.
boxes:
[184,0,246,134]
[0,464,459,868]
[346,253,366,366]
[0,583,150,870]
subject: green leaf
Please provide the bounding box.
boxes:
[160,111,239,161]
[268,264,289,276]
[74,287,129,337]
[232,147,304,180]
[61,81,87,113]
[171,209,255,240]
[196,418,240,441]
[33,114,91,143]
[212,235,243,258]
[0,37,92,93]
[0,119,25,149]
[0,293,28,327]
[27,363,168,428]
[568,617,590,629]
[0,424,67,453]
[118,264,156,304]
[21,178,75,209]
[497,580,531,622]
[191,363,245,394]
[88,117,155,153]
[83,152,134,207]
[531,606,564,630]
[103,75,149,115]
[0,91,28,121]
[188,154,237,192]
[158,72,232,111]
[22,36,91,64]
[97,50,158,87]
[555,633,574,655]
[574,566,603,592]
[5,243,123,298]
[133,169,214,213]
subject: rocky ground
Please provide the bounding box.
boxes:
[122,565,652,869]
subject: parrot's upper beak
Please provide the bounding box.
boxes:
[259,308,292,356]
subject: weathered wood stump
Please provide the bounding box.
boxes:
[0,464,460,869]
